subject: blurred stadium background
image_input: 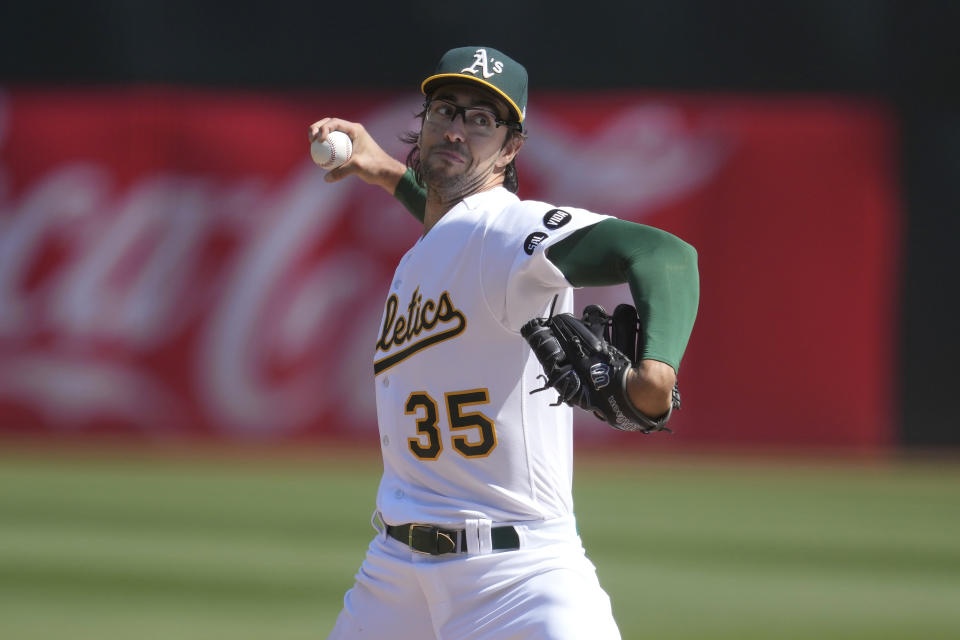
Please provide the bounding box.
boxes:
[0,1,958,638]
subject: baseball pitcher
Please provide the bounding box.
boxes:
[309,46,699,640]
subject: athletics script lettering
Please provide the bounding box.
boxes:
[373,288,465,375]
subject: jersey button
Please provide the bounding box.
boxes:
[382,376,390,387]
[393,279,402,289]
[382,435,390,447]
[394,489,404,499]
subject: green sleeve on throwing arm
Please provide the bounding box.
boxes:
[393,167,426,223]
[546,218,700,372]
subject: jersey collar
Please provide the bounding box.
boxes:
[460,186,517,211]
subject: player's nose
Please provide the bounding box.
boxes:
[442,117,468,142]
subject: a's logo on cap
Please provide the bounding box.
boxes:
[543,209,572,230]
[461,48,504,79]
[523,232,548,255]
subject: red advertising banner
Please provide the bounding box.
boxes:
[0,88,899,449]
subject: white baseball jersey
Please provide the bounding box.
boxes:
[373,186,609,526]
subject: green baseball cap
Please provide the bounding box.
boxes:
[421,46,528,128]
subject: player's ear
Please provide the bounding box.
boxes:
[496,134,523,169]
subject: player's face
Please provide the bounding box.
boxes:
[418,84,522,196]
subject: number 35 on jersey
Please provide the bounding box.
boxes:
[405,389,497,460]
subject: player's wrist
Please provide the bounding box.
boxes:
[375,158,408,193]
[625,361,675,417]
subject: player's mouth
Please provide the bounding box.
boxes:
[427,144,468,164]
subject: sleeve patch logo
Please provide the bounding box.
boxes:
[543,209,572,230]
[523,232,549,255]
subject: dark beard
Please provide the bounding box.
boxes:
[421,164,488,205]
[421,144,491,206]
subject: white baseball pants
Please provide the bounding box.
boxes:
[326,515,621,640]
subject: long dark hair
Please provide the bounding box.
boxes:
[401,109,526,193]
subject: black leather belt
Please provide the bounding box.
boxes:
[386,523,520,555]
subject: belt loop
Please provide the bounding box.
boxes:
[371,511,386,537]
[464,519,481,554]
[478,519,493,554]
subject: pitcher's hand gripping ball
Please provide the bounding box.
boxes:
[521,304,680,433]
[310,130,353,170]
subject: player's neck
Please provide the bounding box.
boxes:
[422,179,502,235]
[422,201,450,235]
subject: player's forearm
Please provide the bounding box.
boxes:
[547,218,700,372]
[394,168,427,223]
[364,157,408,194]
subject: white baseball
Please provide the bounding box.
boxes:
[310,130,353,169]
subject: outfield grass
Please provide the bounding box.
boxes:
[0,448,958,639]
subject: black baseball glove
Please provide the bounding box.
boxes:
[520,304,680,433]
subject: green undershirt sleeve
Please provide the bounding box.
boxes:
[546,218,700,372]
[393,167,427,223]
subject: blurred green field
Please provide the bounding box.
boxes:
[1,448,958,640]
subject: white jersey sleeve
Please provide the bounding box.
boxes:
[481,200,611,332]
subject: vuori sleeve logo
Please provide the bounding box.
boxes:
[543,209,572,230]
